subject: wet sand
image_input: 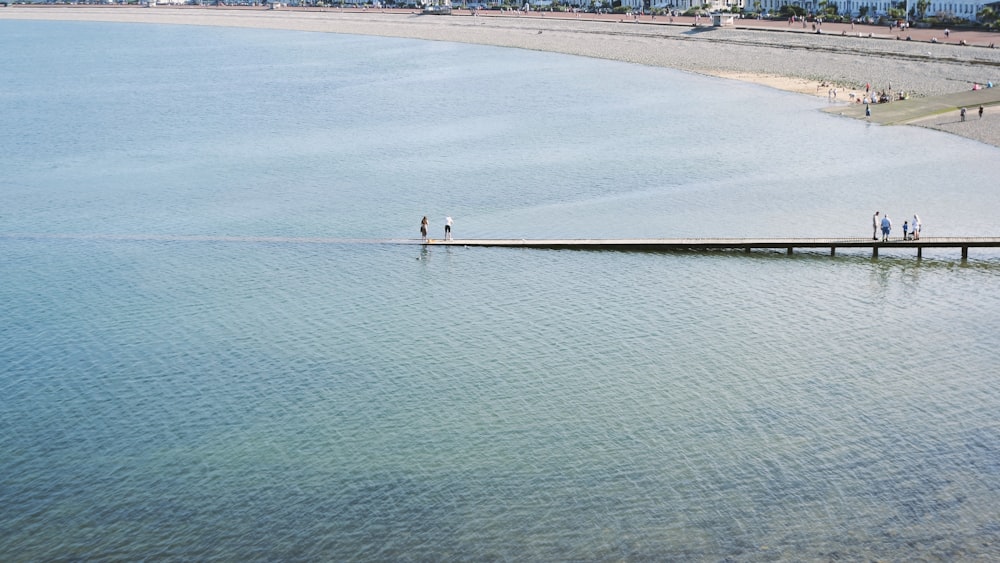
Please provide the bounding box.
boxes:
[4,6,1000,146]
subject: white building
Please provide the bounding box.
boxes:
[649,0,744,11]
[576,0,979,19]
[752,0,987,20]
[571,0,741,11]
[900,0,984,20]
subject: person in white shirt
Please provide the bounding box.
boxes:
[445,216,453,240]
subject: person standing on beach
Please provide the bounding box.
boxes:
[420,216,429,241]
[444,216,453,240]
[881,214,892,242]
[873,211,880,240]
[865,104,871,119]
[979,105,985,119]
[960,107,967,121]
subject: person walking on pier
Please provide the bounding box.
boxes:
[873,211,880,240]
[880,214,892,242]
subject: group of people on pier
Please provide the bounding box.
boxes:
[873,211,921,242]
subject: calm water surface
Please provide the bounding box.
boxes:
[2,20,1000,560]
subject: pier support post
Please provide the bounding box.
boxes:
[872,246,879,259]
[787,247,793,255]
[962,247,969,260]
[917,247,922,260]
[831,247,836,257]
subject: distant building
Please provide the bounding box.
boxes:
[753,0,986,21]
[649,0,744,11]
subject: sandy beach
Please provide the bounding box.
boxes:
[4,6,1000,146]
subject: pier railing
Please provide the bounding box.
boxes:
[425,237,1000,260]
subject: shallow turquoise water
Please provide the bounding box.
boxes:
[2,20,1000,560]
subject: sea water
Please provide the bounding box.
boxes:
[2,20,1000,560]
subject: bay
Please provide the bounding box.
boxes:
[2,20,1000,560]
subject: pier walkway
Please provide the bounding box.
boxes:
[425,237,1000,260]
[7,233,999,260]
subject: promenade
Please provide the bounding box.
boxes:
[425,237,1000,260]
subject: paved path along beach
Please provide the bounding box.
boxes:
[823,86,1000,145]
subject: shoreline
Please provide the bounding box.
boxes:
[4,6,1000,147]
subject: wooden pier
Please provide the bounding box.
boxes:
[425,237,1000,260]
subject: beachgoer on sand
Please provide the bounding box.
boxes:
[960,107,967,121]
[979,105,984,119]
